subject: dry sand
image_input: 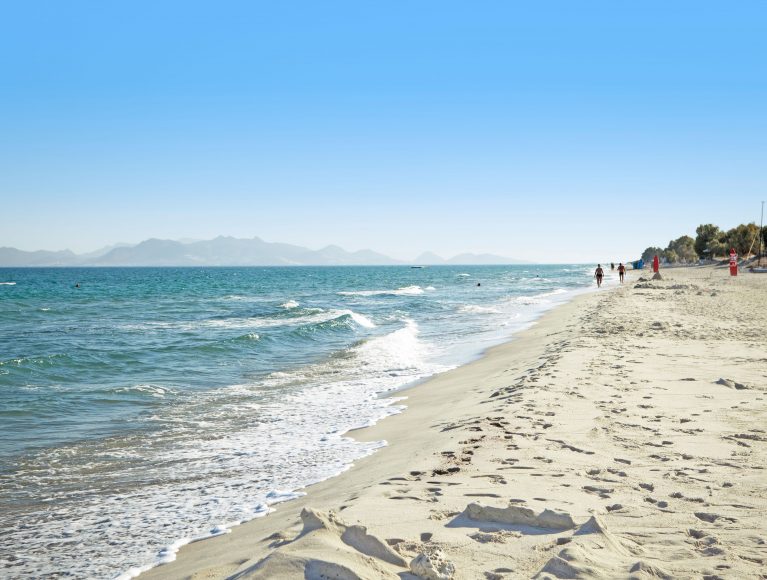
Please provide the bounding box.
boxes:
[142,267,767,579]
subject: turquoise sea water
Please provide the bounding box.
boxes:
[0,265,603,578]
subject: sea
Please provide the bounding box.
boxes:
[0,264,608,578]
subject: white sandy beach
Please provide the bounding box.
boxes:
[141,266,767,579]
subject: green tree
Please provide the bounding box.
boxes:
[694,224,726,257]
[641,246,664,263]
[665,235,698,263]
[663,249,679,263]
[725,223,761,256]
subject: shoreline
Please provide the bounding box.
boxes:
[142,265,767,579]
[139,279,609,579]
[2,265,602,580]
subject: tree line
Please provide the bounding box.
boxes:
[641,223,767,264]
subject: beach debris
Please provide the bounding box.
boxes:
[410,549,456,580]
[464,502,576,530]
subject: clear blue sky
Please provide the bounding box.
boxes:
[1,1,765,262]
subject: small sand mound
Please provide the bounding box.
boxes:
[629,560,673,579]
[534,517,646,578]
[534,544,612,579]
[576,515,636,557]
[242,508,406,578]
[304,559,365,580]
[652,272,663,280]
[410,549,456,580]
[464,502,576,530]
[300,508,406,565]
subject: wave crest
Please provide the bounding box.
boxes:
[459,304,501,314]
[338,285,424,297]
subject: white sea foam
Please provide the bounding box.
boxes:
[509,295,546,305]
[539,288,567,297]
[281,300,299,309]
[266,489,306,503]
[338,285,425,297]
[0,281,16,285]
[425,286,436,291]
[507,288,568,306]
[7,316,441,579]
[459,304,501,314]
[112,384,171,398]
[220,294,268,303]
[346,311,376,328]
[457,273,471,277]
[354,318,426,371]
[126,308,374,332]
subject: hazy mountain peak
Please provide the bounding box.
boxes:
[414,251,446,264]
[0,236,526,267]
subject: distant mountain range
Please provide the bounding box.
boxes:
[0,236,527,267]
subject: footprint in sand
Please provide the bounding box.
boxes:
[472,474,507,485]
[583,485,613,498]
[695,512,737,523]
[432,467,461,476]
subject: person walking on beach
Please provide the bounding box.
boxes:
[594,264,604,288]
[618,262,626,283]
